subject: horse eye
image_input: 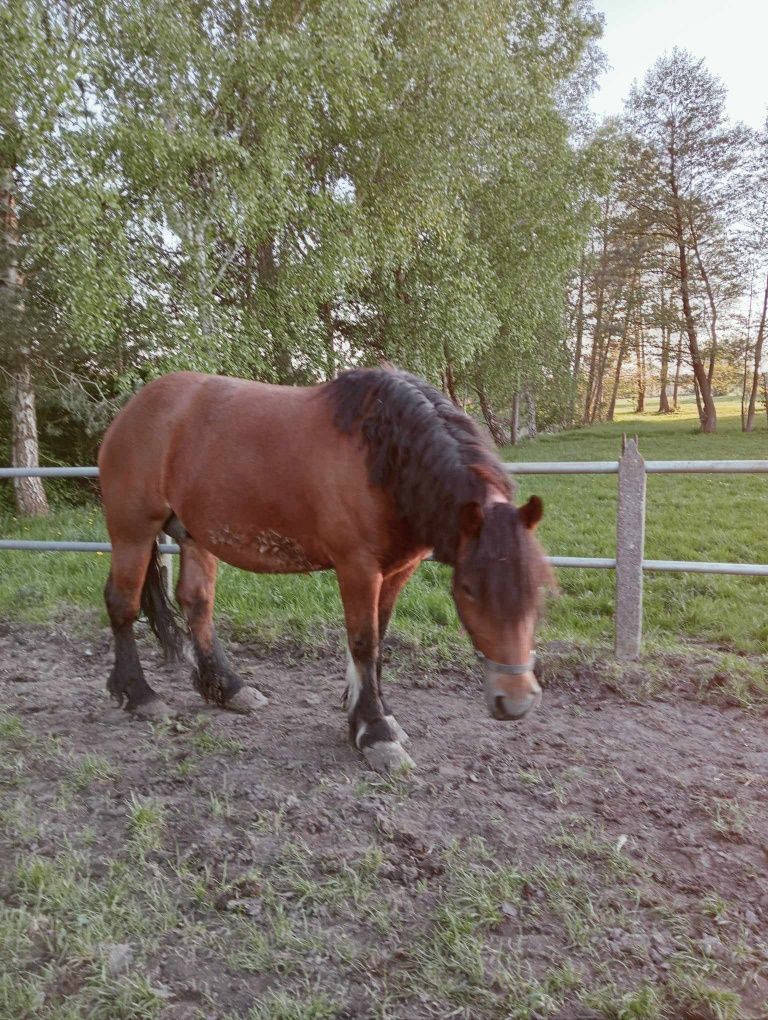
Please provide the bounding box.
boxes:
[461,583,474,599]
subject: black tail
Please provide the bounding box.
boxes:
[140,543,186,662]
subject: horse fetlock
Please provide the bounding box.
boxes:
[353,715,397,750]
[107,668,158,712]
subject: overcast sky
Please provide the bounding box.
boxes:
[590,0,768,129]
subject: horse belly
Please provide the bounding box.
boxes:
[204,524,332,574]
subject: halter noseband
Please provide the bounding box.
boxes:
[479,652,537,676]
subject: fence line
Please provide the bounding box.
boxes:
[2,445,767,658]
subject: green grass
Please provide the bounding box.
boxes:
[1,719,762,1019]
[0,396,766,653]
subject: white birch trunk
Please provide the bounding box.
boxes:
[1,169,48,515]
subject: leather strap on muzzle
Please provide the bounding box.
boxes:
[479,653,537,676]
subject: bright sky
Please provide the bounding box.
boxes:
[590,0,768,129]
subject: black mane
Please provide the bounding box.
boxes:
[326,368,512,563]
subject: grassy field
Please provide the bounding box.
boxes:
[0,395,766,655]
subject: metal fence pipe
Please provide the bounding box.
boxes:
[645,460,768,474]
[0,540,181,554]
[643,559,768,576]
[504,461,619,474]
[0,467,100,478]
[548,556,616,569]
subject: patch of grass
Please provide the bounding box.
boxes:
[691,793,755,842]
[189,718,245,756]
[241,987,340,1020]
[546,819,635,878]
[3,848,180,1020]
[126,794,165,855]
[0,710,25,744]
[584,982,663,1019]
[233,908,328,977]
[270,840,383,912]
[67,752,120,790]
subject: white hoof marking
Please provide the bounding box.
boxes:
[345,649,362,716]
[362,741,415,774]
[133,699,173,721]
[226,687,268,715]
[355,720,369,749]
[385,715,409,744]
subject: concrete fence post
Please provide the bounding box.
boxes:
[615,436,646,660]
[157,532,174,601]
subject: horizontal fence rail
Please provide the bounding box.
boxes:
[502,460,768,475]
[3,448,767,657]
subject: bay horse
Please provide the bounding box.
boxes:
[99,368,551,771]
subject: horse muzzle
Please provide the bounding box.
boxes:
[482,655,541,721]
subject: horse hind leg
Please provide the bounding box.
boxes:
[175,537,266,715]
[105,541,170,718]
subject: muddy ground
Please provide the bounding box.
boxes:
[1,618,768,1019]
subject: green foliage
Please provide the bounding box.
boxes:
[1,0,609,451]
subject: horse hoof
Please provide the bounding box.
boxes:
[385,715,410,744]
[132,698,173,720]
[362,741,415,774]
[225,687,268,715]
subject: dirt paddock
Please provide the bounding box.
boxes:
[1,619,767,1019]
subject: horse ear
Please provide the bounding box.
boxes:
[459,501,484,537]
[518,495,544,530]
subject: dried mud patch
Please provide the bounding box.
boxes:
[1,620,768,1019]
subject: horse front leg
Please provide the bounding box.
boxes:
[376,559,422,745]
[337,562,414,773]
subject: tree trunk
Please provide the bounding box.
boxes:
[607,294,635,422]
[693,375,703,424]
[510,391,520,445]
[524,385,537,440]
[9,361,49,515]
[583,217,610,424]
[670,167,716,431]
[658,323,671,413]
[672,330,683,409]
[607,339,627,422]
[570,258,585,424]
[442,349,460,407]
[476,383,505,447]
[635,320,645,413]
[657,265,672,413]
[744,271,768,432]
[1,168,49,515]
[687,213,719,389]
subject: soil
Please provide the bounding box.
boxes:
[2,618,768,1019]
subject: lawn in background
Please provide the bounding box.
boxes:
[0,396,766,654]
